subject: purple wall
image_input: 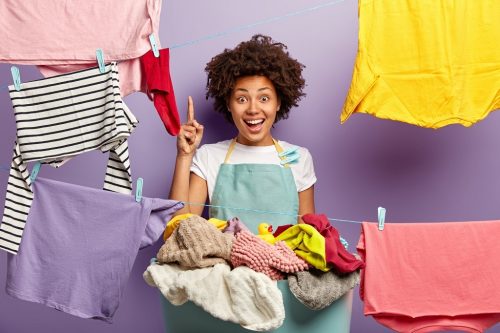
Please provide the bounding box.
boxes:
[1,0,499,332]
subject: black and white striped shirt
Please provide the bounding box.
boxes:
[1,63,138,254]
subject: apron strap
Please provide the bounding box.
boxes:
[223,138,291,168]
[223,139,238,164]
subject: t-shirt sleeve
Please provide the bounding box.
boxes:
[190,145,208,180]
[295,147,317,192]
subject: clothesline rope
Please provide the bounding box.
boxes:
[169,0,346,49]
[0,165,365,224]
[181,201,363,224]
[2,167,500,225]
[181,201,353,249]
[0,0,346,92]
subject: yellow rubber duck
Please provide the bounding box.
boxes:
[257,223,276,244]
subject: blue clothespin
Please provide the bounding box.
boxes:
[340,236,349,250]
[280,153,300,165]
[149,34,160,58]
[135,177,144,202]
[278,146,299,157]
[378,206,386,231]
[11,66,21,91]
[95,49,106,73]
[279,147,300,165]
[30,162,42,183]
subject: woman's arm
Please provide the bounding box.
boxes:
[298,185,315,223]
[169,170,208,216]
[169,96,206,215]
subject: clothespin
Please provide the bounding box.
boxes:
[30,162,42,183]
[278,146,299,157]
[11,66,21,91]
[149,34,160,58]
[279,146,300,165]
[378,206,386,231]
[95,49,106,73]
[280,154,300,165]
[339,236,349,249]
[135,177,144,202]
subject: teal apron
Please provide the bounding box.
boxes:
[209,138,299,232]
[160,138,353,333]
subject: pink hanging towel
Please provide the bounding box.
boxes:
[358,221,500,333]
[0,0,162,96]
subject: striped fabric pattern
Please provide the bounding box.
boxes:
[0,63,138,254]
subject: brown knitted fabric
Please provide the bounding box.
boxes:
[157,215,234,268]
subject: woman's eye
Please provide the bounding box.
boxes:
[237,96,247,103]
[260,96,270,102]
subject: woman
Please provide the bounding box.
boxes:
[169,34,316,230]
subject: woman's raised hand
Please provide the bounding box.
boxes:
[177,96,204,156]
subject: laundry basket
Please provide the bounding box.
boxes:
[159,279,353,333]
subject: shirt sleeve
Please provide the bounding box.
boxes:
[190,145,208,180]
[294,147,317,192]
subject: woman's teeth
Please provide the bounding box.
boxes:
[245,119,264,125]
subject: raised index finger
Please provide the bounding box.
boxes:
[187,96,195,122]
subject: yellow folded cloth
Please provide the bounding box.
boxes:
[275,224,329,272]
[163,214,228,241]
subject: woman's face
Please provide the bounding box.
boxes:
[228,75,280,146]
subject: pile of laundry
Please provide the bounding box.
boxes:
[143,214,364,331]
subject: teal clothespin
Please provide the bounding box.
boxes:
[340,236,349,250]
[149,34,160,57]
[135,177,143,202]
[279,146,300,165]
[95,48,106,73]
[280,153,300,165]
[30,162,42,183]
[11,66,21,91]
[378,206,386,231]
[280,152,300,165]
[278,146,299,157]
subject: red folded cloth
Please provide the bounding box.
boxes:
[273,224,292,237]
[140,48,180,136]
[302,213,365,273]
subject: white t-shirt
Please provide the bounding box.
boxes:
[191,139,317,201]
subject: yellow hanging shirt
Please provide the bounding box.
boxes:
[341,0,500,128]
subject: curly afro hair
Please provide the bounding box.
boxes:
[205,34,306,124]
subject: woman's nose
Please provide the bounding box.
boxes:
[246,98,259,114]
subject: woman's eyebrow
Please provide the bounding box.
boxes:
[234,87,271,92]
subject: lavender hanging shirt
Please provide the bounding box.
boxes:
[5,177,183,322]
